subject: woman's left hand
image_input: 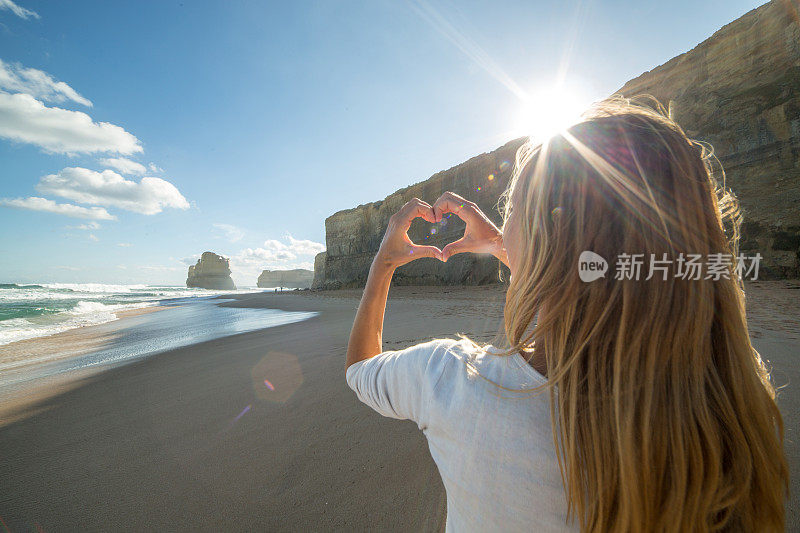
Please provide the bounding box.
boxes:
[374,198,443,269]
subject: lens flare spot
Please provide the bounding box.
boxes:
[487,174,494,181]
[430,227,437,235]
[233,405,251,422]
[475,186,482,192]
[252,351,304,403]
[499,161,510,172]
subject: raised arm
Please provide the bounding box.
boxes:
[345,198,441,370]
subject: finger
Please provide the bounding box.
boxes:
[441,238,472,262]
[396,198,436,227]
[434,195,479,224]
[409,244,443,261]
[432,191,463,221]
[432,191,467,206]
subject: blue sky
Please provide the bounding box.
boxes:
[0,0,764,286]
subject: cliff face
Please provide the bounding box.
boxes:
[316,0,799,287]
[319,139,523,288]
[311,252,326,289]
[257,269,314,289]
[186,252,236,290]
[617,0,800,277]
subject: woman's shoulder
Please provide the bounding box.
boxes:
[397,336,482,360]
[433,338,549,390]
[417,336,490,361]
[399,337,546,389]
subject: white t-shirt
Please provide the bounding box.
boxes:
[345,337,576,532]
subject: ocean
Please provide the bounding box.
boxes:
[0,283,269,345]
[0,283,318,386]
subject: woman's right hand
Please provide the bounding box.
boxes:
[432,191,509,267]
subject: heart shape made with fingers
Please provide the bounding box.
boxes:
[387,192,492,266]
[409,195,475,262]
[409,212,464,249]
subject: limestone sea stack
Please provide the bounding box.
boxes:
[186,252,236,290]
[257,269,314,289]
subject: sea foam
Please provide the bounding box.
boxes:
[0,283,263,346]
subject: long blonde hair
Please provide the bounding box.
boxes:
[496,96,788,531]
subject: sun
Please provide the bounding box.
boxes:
[513,86,589,143]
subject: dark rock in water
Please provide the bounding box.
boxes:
[315,0,799,287]
[257,269,314,289]
[186,252,236,290]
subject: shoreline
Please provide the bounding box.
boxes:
[0,285,269,348]
[0,305,174,426]
[0,305,173,374]
[0,282,796,530]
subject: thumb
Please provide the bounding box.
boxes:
[409,245,443,261]
[442,238,471,262]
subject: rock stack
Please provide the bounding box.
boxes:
[257,269,314,289]
[186,252,236,290]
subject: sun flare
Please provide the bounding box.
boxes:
[513,86,589,142]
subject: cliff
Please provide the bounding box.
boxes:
[316,0,799,288]
[617,0,800,278]
[319,139,523,288]
[186,252,236,290]
[311,252,326,289]
[257,269,314,289]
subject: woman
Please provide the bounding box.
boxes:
[344,97,788,532]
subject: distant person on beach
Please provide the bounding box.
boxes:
[344,97,788,531]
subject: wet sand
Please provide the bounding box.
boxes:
[0,282,797,531]
[0,305,170,374]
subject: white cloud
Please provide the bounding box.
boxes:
[148,162,163,173]
[99,157,146,175]
[238,246,297,264]
[285,234,326,255]
[0,92,141,154]
[0,59,90,106]
[0,0,39,20]
[139,265,182,272]
[76,221,101,230]
[230,248,305,283]
[229,234,324,281]
[88,233,98,242]
[117,242,133,247]
[213,223,245,243]
[0,196,116,220]
[36,167,189,215]
[259,235,325,256]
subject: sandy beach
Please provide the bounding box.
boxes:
[0,282,797,531]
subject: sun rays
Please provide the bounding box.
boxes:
[513,86,589,142]
[407,0,595,148]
